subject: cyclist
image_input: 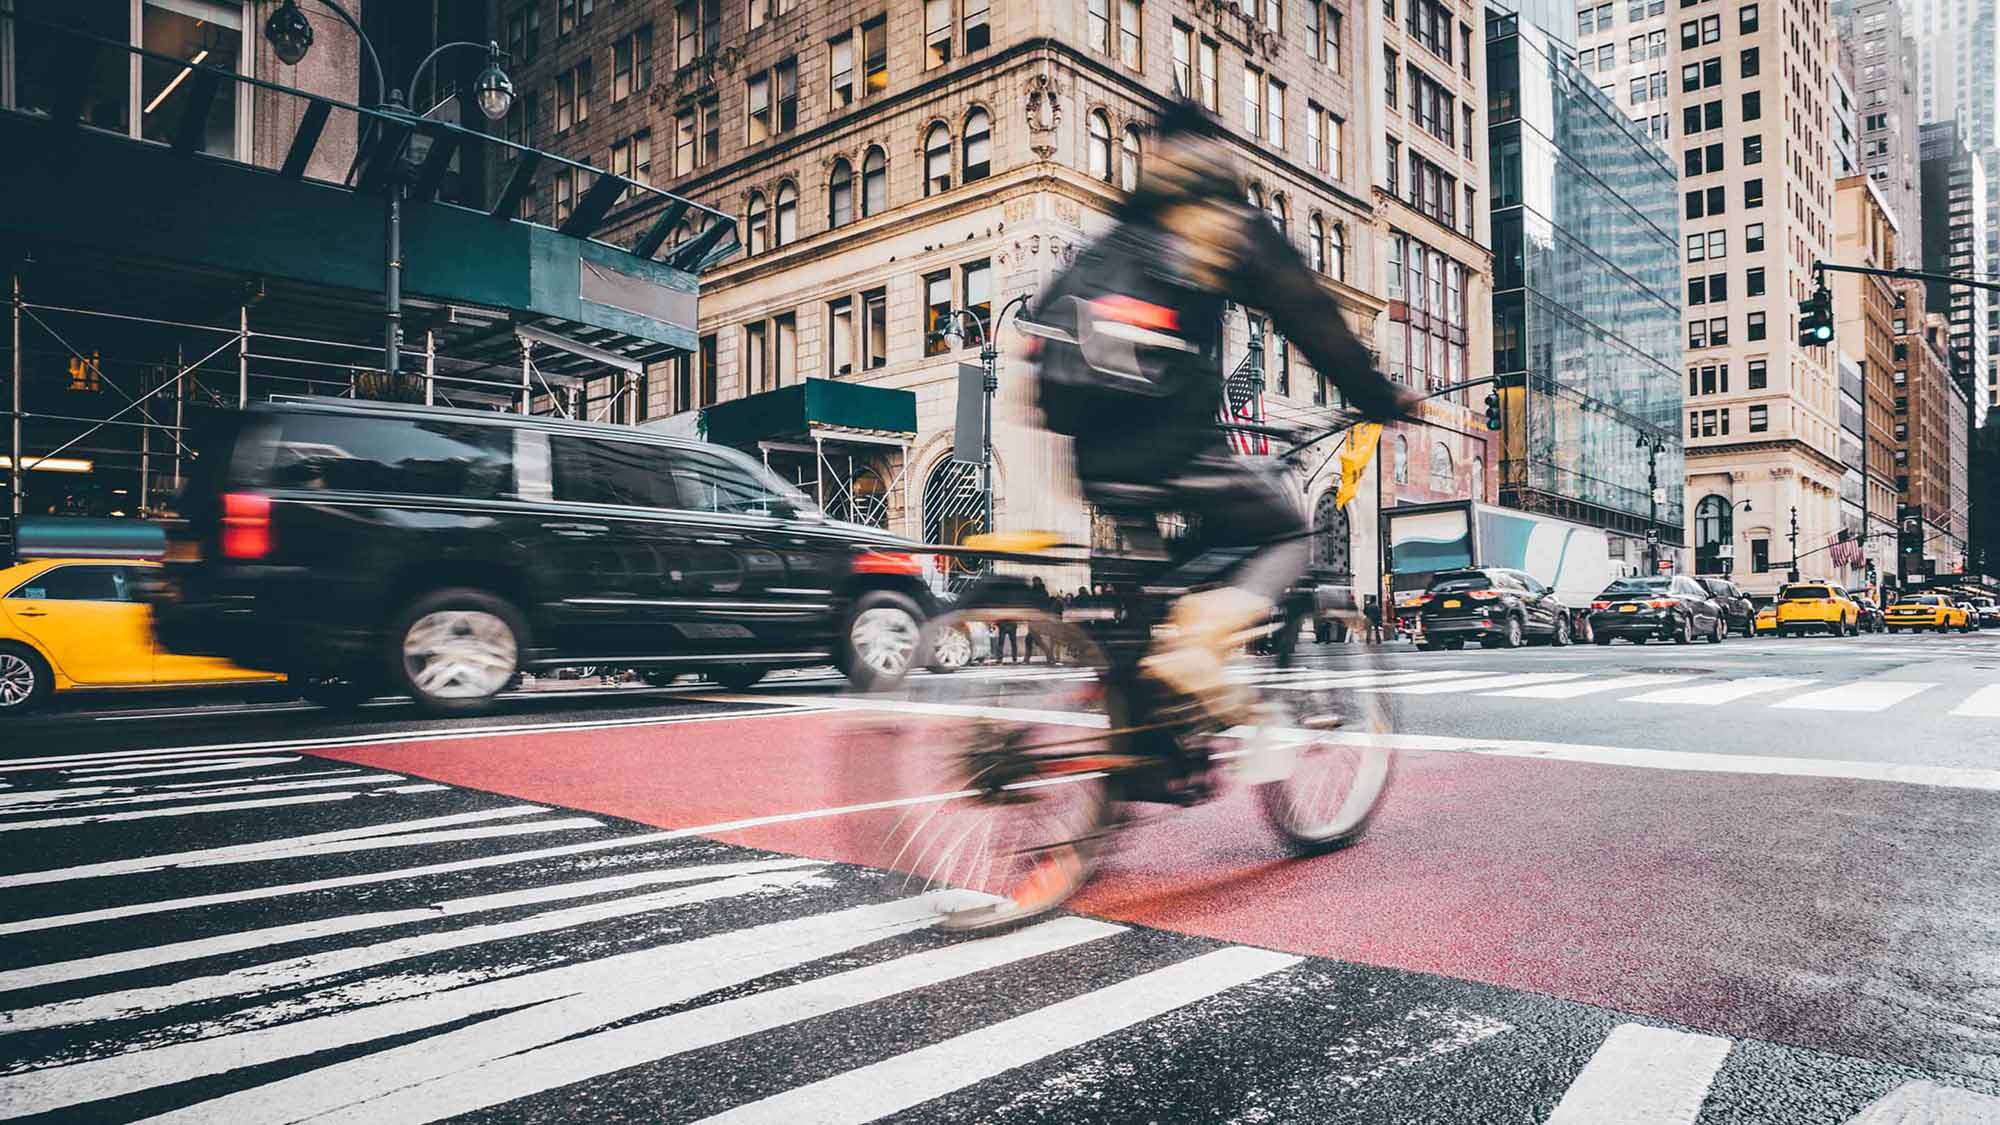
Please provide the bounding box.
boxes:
[1030,99,1416,726]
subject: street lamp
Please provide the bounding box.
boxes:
[928,294,1033,538]
[1637,433,1666,574]
[265,3,514,382]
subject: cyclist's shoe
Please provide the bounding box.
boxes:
[1139,586,1271,727]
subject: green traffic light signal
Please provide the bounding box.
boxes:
[1483,391,1502,431]
[1797,283,1834,347]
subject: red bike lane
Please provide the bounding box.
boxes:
[309,704,2000,1083]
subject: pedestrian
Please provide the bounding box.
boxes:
[1364,596,1385,644]
[998,618,1021,662]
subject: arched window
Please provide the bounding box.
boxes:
[829,159,854,228]
[862,146,887,216]
[963,108,992,181]
[745,191,768,255]
[774,181,798,246]
[1119,126,1141,191]
[1087,110,1113,182]
[924,123,952,195]
[1268,193,1287,234]
[1392,433,1409,483]
[1694,495,1734,575]
[923,459,990,590]
[1308,215,1327,273]
[1248,184,1264,209]
[1330,222,1348,280]
[671,219,694,249]
[1430,441,1454,493]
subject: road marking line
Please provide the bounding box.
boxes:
[305,917,1129,1125]
[0,857,826,991]
[0,791,421,833]
[64,757,302,780]
[0,706,831,773]
[690,946,1301,1125]
[0,806,555,889]
[1480,674,1697,699]
[152,768,364,789]
[42,895,955,1123]
[1544,1023,1730,1125]
[1951,685,2000,717]
[1361,673,1589,696]
[0,869,828,1034]
[1621,677,1817,705]
[373,783,449,794]
[1770,681,1937,712]
[1845,1079,2000,1123]
[1258,670,1495,692]
[0,774,406,816]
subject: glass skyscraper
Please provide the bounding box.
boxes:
[1487,8,1687,548]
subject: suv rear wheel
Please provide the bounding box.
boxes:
[389,588,525,715]
[842,590,924,691]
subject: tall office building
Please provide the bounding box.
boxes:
[1893,285,1958,582]
[1831,0,1923,267]
[1832,175,1904,593]
[1486,6,1686,572]
[1919,121,1992,407]
[1578,0,1847,596]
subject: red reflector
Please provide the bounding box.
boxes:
[221,492,272,560]
[1090,295,1180,332]
[852,550,924,576]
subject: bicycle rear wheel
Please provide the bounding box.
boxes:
[1249,607,1396,854]
[872,608,1123,932]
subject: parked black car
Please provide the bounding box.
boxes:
[145,399,942,712]
[1414,567,1574,650]
[1852,596,1885,633]
[1696,576,1755,637]
[1588,575,1725,645]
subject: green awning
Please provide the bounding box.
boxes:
[705,379,917,447]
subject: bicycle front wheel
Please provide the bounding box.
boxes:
[872,608,1123,932]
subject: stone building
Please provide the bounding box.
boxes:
[494,0,1490,594]
[1892,284,1957,582]
[1830,175,1902,593]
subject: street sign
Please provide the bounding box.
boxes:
[1646,528,1660,543]
[952,363,986,464]
[1651,487,1666,504]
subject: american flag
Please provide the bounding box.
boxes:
[1220,359,1268,455]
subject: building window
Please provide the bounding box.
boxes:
[774,181,798,246]
[925,122,952,194]
[1244,67,1265,138]
[1199,37,1220,110]
[924,271,953,356]
[863,288,888,368]
[862,146,887,215]
[1747,267,1765,296]
[1745,222,1764,252]
[1742,90,1761,121]
[773,313,797,389]
[1172,23,1193,95]
[926,0,952,67]
[1309,215,1327,273]
[963,108,992,181]
[828,297,855,376]
[1749,404,1769,431]
[1430,442,1454,493]
[612,24,653,102]
[1747,310,1766,340]
[700,94,719,164]
[1744,178,1763,208]
[1268,78,1286,146]
[744,322,768,392]
[863,16,889,95]
[1088,0,1111,53]
[830,31,855,107]
[1087,110,1113,182]
[554,168,575,223]
[1740,3,1757,31]
[1710,316,1729,345]
[963,259,992,347]
[1121,0,1144,66]
[1331,222,1347,280]
[966,0,991,52]
[1740,46,1759,77]
[1751,537,1769,571]
[1744,134,1762,164]
[745,191,768,254]
[1385,48,1399,109]
[1748,358,1767,388]
[829,158,854,227]
[1120,126,1142,191]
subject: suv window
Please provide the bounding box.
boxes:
[666,448,792,516]
[1781,585,1831,600]
[550,436,678,509]
[9,564,133,601]
[1426,570,1495,593]
[1604,578,1669,595]
[266,414,514,499]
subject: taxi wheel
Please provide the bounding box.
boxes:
[0,643,53,715]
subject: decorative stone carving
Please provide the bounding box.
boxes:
[1026,73,1062,160]
[1004,197,1035,223]
[1053,198,1081,225]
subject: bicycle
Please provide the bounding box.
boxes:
[865,504,1396,934]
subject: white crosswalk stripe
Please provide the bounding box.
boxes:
[0,757,1990,1124]
[1618,677,1819,706]
[1952,685,2000,718]
[1361,672,1591,696]
[1771,682,1937,712]
[1481,674,1698,699]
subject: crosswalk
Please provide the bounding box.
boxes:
[1,745,1996,1122]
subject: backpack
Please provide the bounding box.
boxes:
[1024,224,1203,437]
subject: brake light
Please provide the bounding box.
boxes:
[1647,599,1676,609]
[852,550,925,576]
[1590,600,1611,610]
[220,492,272,560]
[1468,589,1502,600]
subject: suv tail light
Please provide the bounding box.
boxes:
[1590,600,1611,610]
[1468,589,1501,600]
[852,550,924,576]
[221,492,273,560]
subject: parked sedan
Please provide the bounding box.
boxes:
[1851,596,1886,634]
[1413,567,1575,650]
[1588,575,1726,645]
[2,557,284,715]
[1972,598,2000,627]
[1697,576,1756,636]
[1883,595,1971,633]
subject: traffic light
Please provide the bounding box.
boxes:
[1797,284,1834,347]
[1482,391,1502,431]
[1900,517,1922,556]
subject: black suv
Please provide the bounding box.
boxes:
[1415,567,1574,650]
[146,399,940,712]
[1696,576,1755,636]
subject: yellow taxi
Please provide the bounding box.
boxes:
[1883,593,1973,634]
[1753,605,1778,635]
[0,558,282,715]
[1773,581,1860,637]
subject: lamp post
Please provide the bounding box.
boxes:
[1724,497,1751,575]
[265,1,513,382]
[930,294,1032,537]
[1637,433,1665,574]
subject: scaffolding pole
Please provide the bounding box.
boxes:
[519,338,533,414]
[173,344,184,494]
[424,329,436,406]
[238,305,249,407]
[138,364,150,515]
[10,272,20,517]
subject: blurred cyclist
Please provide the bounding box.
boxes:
[1025,99,1415,725]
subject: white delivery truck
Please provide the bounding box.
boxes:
[1383,501,1615,643]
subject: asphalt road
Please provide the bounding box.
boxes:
[6,631,2000,1122]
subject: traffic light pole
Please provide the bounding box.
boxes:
[1810,260,2000,297]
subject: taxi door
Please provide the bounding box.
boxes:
[2,563,155,685]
